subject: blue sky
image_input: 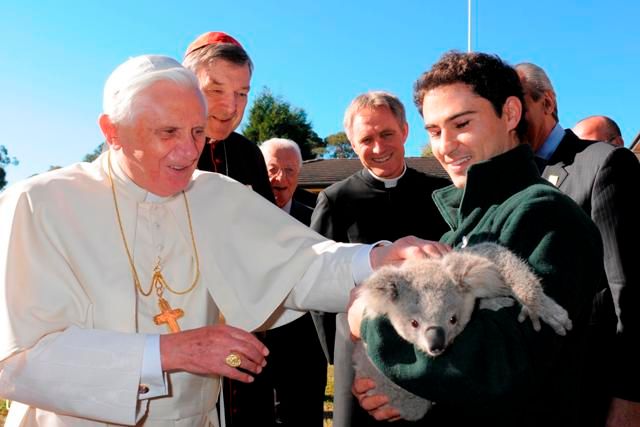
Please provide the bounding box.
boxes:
[1,0,639,185]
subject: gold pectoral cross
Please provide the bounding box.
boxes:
[154,297,184,333]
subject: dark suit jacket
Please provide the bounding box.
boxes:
[197,132,275,204]
[541,129,640,406]
[290,199,313,225]
[310,167,450,427]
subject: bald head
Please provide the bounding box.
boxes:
[573,115,624,146]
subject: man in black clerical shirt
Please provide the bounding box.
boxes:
[311,91,450,427]
[183,31,274,203]
[183,31,276,427]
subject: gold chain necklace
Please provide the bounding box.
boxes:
[107,151,200,333]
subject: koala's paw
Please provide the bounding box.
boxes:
[479,296,516,311]
[536,295,573,335]
[518,306,542,331]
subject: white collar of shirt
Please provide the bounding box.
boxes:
[367,163,407,188]
[536,123,564,160]
[104,150,179,204]
[282,199,293,214]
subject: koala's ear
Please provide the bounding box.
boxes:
[441,252,504,297]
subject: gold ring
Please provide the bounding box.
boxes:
[225,353,242,368]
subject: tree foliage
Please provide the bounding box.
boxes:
[243,88,323,160]
[319,131,357,159]
[83,143,105,163]
[421,143,434,157]
[0,145,18,191]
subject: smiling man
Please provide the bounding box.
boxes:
[311,91,450,427]
[260,138,305,211]
[259,137,328,427]
[183,31,274,203]
[350,52,614,427]
[183,32,278,426]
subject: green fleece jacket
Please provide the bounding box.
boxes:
[361,144,611,427]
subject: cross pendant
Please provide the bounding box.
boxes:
[154,297,184,333]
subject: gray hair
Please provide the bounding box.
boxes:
[343,91,407,139]
[260,138,302,168]
[183,43,254,75]
[515,62,559,121]
[103,55,204,124]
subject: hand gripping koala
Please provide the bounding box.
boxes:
[352,242,572,421]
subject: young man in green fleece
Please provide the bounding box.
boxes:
[349,51,616,427]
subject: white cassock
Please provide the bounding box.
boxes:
[0,152,361,426]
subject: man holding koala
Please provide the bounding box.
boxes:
[350,52,616,427]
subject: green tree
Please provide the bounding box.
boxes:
[243,88,323,160]
[0,146,18,191]
[83,143,105,163]
[421,143,434,157]
[320,131,357,159]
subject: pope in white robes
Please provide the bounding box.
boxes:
[0,56,439,426]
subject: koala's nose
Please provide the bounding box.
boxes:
[425,327,446,355]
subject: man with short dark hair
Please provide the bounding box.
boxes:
[573,115,624,146]
[517,62,640,427]
[351,51,613,427]
[311,90,450,427]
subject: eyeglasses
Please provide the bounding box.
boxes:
[267,166,297,178]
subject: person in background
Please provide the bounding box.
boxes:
[183,31,277,426]
[572,115,625,146]
[183,31,274,203]
[311,90,450,427]
[517,62,640,427]
[258,137,327,427]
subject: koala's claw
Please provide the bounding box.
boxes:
[518,306,542,331]
[518,297,572,335]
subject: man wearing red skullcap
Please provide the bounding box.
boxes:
[183,31,274,205]
[183,32,327,427]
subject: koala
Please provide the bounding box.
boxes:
[352,241,572,421]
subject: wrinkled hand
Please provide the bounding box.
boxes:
[370,236,451,269]
[160,324,269,383]
[353,376,403,422]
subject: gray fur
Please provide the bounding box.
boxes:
[353,242,572,420]
[352,342,433,421]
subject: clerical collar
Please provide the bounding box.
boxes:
[145,192,171,203]
[366,163,407,188]
[281,199,293,214]
[536,123,564,161]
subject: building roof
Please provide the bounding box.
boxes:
[630,131,640,160]
[298,157,449,189]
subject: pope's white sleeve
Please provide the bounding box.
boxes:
[0,326,153,425]
[140,334,168,399]
[282,242,390,312]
